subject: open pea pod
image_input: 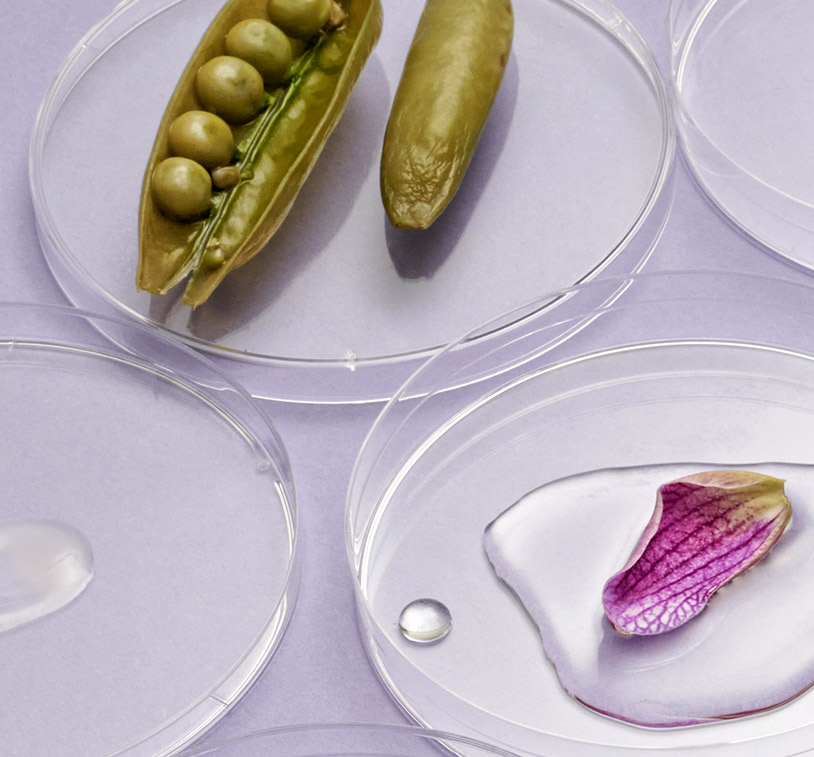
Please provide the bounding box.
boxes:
[138,0,383,306]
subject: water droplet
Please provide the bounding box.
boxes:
[399,598,452,644]
[0,519,94,633]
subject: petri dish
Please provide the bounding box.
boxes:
[670,0,814,268]
[0,303,297,756]
[347,270,814,756]
[181,722,522,756]
[30,0,674,403]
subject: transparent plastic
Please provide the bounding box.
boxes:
[31,0,674,403]
[670,0,814,267]
[0,303,297,757]
[347,270,814,756]
[182,722,522,756]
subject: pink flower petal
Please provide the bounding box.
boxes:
[602,470,792,636]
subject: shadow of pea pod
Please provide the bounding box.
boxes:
[386,53,519,280]
[149,55,389,342]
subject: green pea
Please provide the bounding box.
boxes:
[168,110,235,169]
[151,157,212,221]
[203,247,226,269]
[225,19,293,87]
[211,165,242,189]
[267,0,331,39]
[195,56,265,124]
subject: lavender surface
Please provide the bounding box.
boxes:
[5,0,814,753]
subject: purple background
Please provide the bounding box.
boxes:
[3,0,812,752]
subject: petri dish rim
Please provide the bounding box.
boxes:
[346,269,814,755]
[181,721,525,756]
[668,0,814,205]
[0,301,300,757]
[29,0,675,403]
[350,346,814,755]
[669,0,814,266]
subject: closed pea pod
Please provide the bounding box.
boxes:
[138,0,383,305]
[381,0,513,229]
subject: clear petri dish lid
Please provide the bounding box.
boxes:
[347,270,814,756]
[0,303,298,756]
[181,722,523,756]
[670,0,814,268]
[30,0,674,404]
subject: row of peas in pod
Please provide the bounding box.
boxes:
[150,0,342,222]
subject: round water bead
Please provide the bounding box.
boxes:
[399,598,452,644]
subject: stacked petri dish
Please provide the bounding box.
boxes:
[31,1,814,756]
[30,0,675,403]
[348,270,814,757]
[671,0,814,267]
[180,722,523,756]
[0,304,298,755]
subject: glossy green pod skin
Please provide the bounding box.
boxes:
[138,0,383,306]
[381,0,513,229]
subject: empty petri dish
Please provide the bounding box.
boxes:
[671,0,814,267]
[347,270,814,756]
[30,0,674,403]
[0,303,297,756]
[181,722,522,756]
